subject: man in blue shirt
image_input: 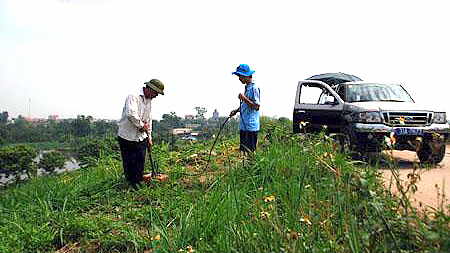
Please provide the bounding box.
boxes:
[229,64,261,152]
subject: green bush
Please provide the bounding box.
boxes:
[76,137,120,168]
[0,144,38,184]
[39,151,67,175]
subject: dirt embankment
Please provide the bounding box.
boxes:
[380,145,450,213]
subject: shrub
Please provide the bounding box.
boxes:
[0,144,38,184]
[76,137,120,168]
[39,151,67,175]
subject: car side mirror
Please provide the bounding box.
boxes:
[324,95,338,105]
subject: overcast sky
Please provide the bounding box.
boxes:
[1,0,449,121]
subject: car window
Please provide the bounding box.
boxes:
[336,85,346,101]
[318,90,336,105]
[300,83,335,105]
[346,83,413,102]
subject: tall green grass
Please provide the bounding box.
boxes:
[1,128,449,252]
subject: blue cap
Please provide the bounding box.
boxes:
[232,64,255,76]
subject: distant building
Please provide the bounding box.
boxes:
[185,123,201,128]
[181,136,198,141]
[32,118,47,124]
[212,109,219,120]
[172,127,200,141]
[23,117,47,124]
[48,114,59,121]
[172,128,192,135]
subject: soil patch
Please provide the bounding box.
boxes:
[379,145,450,213]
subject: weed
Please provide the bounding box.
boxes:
[1,121,449,252]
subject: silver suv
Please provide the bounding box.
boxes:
[293,80,449,164]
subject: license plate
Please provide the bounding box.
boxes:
[395,128,423,136]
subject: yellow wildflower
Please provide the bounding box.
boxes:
[385,132,396,147]
[260,211,270,219]
[300,216,312,225]
[187,245,194,253]
[264,195,275,203]
[299,121,308,129]
[390,132,396,142]
[153,235,161,241]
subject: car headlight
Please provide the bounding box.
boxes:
[433,112,447,124]
[356,112,383,123]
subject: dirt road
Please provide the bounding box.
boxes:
[380,145,450,213]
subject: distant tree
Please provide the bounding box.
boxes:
[194,107,207,121]
[161,112,182,128]
[7,115,31,143]
[0,128,5,145]
[153,112,182,142]
[92,120,117,136]
[0,111,8,124]
[14,115,28,125]
[72,115,93,137]
[278,117,291,125]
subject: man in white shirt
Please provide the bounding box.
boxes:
[117,79,164,188]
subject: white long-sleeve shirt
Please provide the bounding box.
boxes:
[117,94,152,142]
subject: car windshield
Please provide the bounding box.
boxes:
[346,83,414,102]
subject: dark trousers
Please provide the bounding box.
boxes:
[240,130,258,152]
[118,136,147,184]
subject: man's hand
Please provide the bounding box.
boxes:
[139,122,151,132]
[139,121,151,132]
[229,109,239,117]
[238,93,260,110]
[142,122,151,132]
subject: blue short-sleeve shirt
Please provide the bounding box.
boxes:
[240,83,260,131]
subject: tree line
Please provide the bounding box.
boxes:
[0,110,239,146]
[0,114,117,145]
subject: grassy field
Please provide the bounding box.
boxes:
[1,125,449,252]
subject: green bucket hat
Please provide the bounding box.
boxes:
[144,79,164,95]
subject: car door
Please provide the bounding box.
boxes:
[293,81,344,133]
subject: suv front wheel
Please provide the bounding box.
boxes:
[339,125,365,159]
[417,139,446,164]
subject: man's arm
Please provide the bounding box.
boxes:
[126,95,144,128]
[125,95,151,132]
[239,93,260,110]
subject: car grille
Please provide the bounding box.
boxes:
[382,112,431,126]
